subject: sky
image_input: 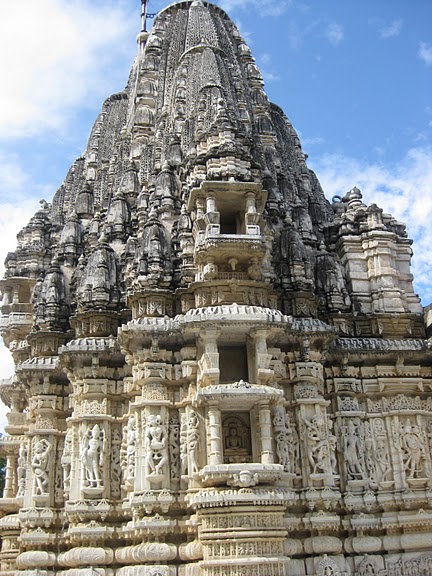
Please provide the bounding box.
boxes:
[0,0,431,420]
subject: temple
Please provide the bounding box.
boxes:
[0,2,432,575]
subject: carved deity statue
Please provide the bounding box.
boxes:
[81,424,105,489]
[61,428,73,493]
[145,415,168,476]
[31,438,52,495]
[372,418,392,484]
[344,420,365,480]
[303,410,336,476]
[123,416,137,482]
[400,419,426,479]
[273,407,300,475]
[187,411,200,475]
[17,443,28,497]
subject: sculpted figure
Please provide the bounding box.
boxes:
[372,419,392,483]
[81,424,105,488]
[286,414,301,475]
[400,419,426,478]
[145,415,168,476]
[303,411,336,475]
[344,420,364,480]
[17,443,28,497]
[31,438,52,495]
[180,411,188,476]
[61,428,73,492]
[275,430,291,472]
[125,416,137,481]
[187,411,200,475]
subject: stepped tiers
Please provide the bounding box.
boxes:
[0,1,432,576]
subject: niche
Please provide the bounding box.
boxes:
[219,345,248,384]
[222,412,252,463]
[219,210,244,234]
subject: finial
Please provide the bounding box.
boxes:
[141,0,148,33]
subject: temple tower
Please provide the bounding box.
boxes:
[0,2,431,576]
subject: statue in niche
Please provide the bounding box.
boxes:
[358,559,377,576]
[31,438,52,495]
[145,415,168,476]
[344,420,365,480]
[81,424,105,489]
[275,430,291,471]
[222,414,252,464]
[61,428,73,493]
[400,419,426,478]
[273,408,300,475]
[187,411,200,475]
[303,411,336,475]
[17,443,28,497]
[123,416,137,482]
[372,419,392,483]
[286,413,301,475]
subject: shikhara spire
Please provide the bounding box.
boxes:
[0,2,431,575]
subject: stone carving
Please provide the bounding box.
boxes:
[31,438,52,495]
[61,427,73,494]
[80,424,105,489]
[168,416,180,483]
[302,410,337,476]
[395,418,427,479]
[145,415,168,477]
[0,0,428,573]
[342,419,366,481]
[187,411,200,475]
[222,413,252,464]
[111,426,122,498]
[273,407,300,475]
[370,418,392,484]
[17,442,28,497]
[122,416,137,484]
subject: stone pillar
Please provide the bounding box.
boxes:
[198,329,220,387]
[206,193,217,214]
[207,402,223,465]
[3,456,16,498]
[259,400,274,464]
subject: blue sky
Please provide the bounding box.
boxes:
[0,0,431,396]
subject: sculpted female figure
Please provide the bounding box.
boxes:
[81,424,105,488]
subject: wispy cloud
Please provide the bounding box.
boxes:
[0,0,136,140]
[380,18,402,39]
[419,42,432,67]
[325,22,344,46]
[0,153,42,276]
[310,146,432,304]
[258,53,280,83]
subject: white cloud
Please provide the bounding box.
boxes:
[0,0,135,139]
[380,18,402,39]
[0,153,42,275]
[419,42,432,67]
[325,22,344,46]
[310,146,432,305]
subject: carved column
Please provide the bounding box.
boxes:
[207,402,223,465]
[3,456,16,499]
[258,400,274,465]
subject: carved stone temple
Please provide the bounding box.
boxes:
[1,2,432,575]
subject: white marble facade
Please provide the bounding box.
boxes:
[0,2,431,576]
